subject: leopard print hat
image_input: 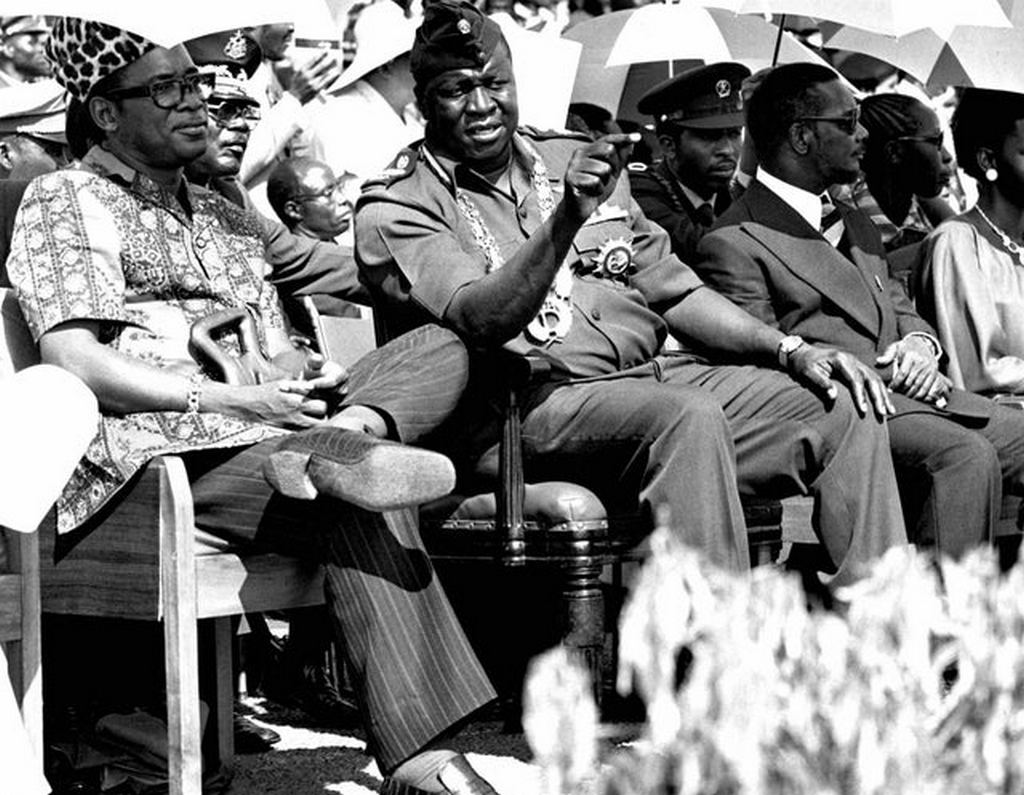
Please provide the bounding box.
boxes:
[45,17,158,103]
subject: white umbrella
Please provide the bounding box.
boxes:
[822,21,1024,92]
[563,4,831,123]
[737,0,1012,37]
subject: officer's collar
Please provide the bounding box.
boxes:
[422,130,537,196]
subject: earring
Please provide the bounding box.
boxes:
[986,167,999,182]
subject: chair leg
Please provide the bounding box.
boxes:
[211,616,235,775]
[160,465,203,795]
[11,530,42,757]
[559,563,606,706]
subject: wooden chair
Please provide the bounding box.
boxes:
[1,287,326,795]
[0,528,42,759]
[309,303,783,696]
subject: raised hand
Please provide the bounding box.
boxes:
[563,132,640,223]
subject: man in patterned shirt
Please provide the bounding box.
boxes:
[8,18,502,795]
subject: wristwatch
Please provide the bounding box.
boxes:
[776,334,806,368]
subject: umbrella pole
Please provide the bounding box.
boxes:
[771,13,786,66]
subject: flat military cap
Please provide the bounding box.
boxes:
[411,0,506,89]
[0,16,49,39]
[183,29,262,105]
[637,62,751,129]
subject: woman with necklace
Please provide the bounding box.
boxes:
[918,88,1024,397]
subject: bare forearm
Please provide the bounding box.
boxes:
[447,202,582,342]
[40,330,202,415]
[664,287,784,362]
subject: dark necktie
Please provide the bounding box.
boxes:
[694,202,715,228]
[820,194,845,246]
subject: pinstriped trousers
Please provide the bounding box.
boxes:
[184,325,495,771]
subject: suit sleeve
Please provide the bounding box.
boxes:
[694,228,779,327]
[258,213,369,304]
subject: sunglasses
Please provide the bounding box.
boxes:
[795,106,861,136]
[294,178,348,203]
[206,99,262,128]
[895,132,944,149]
[105,72,215,109]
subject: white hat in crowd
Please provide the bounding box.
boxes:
[330,0,420,94]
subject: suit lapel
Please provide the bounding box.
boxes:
[740,183,882,339]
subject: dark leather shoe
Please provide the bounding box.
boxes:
[437,754,499,795]
[233,712,280,754]
[263,427,455,510]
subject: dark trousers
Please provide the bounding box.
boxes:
[184,325,495,771]
[517,357,907,585]
[887,391,1024,557]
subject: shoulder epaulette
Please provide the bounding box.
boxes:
[362,147,420,190]
[519,125,591,142]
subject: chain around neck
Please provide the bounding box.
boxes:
[976,204,1024,266]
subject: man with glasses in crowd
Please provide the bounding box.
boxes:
[9,18,502,794]
[182,30,368,316]
[695,62,1024,560]
[267,157,357,245]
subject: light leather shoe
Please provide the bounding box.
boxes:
[379,754,500,795]
[437,754,499,795]
[263,426,456,511]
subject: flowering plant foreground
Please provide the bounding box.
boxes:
[522,525,1024,795]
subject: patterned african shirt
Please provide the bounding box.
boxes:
[7,146,288,532]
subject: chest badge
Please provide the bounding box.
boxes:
[596,237,634,277]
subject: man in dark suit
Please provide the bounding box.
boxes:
[695,62,1024,557]
[629,62,748,264]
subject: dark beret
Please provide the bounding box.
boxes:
[411,0,506,90]
[638,62,751,129]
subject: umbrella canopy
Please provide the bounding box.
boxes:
[737,0,1011,36]
[822,22,1024,92]
[13,0,332,47]
[563,4,830,123]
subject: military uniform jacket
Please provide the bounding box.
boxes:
[355,128,706,381]
[629,158,732,265]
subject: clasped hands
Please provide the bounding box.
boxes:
[788,335,948,418]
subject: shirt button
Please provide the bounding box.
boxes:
[517,206,527,218]
[591,308,602,320]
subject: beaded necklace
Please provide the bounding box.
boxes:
[423,135,573,344]
[976,205,1024,267]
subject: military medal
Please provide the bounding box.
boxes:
[595,237,634,278]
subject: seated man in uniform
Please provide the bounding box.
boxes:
[8,18,502,794]
[356,0,909,586]
[630,62,749,264]
[695,63,1024,558]
[183,31,369,323]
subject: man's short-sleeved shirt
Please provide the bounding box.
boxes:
[7,147,287,532]
[355,128,704,379]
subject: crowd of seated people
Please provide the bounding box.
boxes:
[0,4,1022,795]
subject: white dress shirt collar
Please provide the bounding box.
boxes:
[756,166,824,231]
